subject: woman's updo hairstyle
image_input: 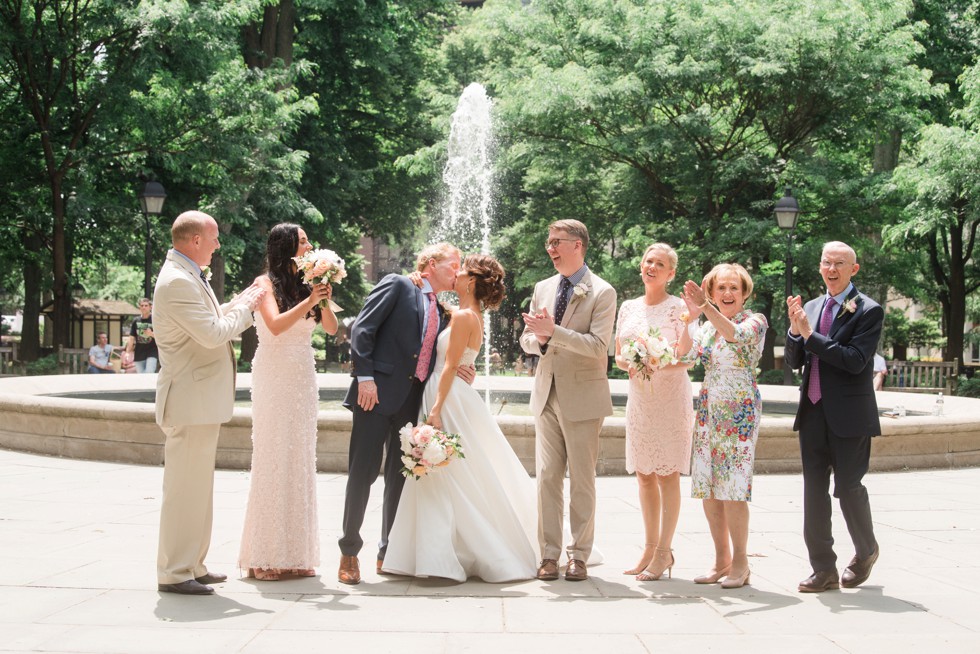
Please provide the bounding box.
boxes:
[464,254,506,311]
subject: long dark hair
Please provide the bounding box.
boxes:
[264,223,321,323]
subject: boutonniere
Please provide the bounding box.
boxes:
[201,266,213,282]
[572,281,590,299]
[838,297,858,317]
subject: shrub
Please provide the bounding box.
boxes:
[25,354,59,376]
[956,375,980,398]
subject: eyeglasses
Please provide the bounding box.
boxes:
[545,238,579,250]
[819,260,849,270]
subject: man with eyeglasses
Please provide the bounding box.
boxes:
[520,219,616,582]
[785,241,884,593]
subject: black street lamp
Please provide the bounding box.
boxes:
[138,180,167,298]
[774,187,801,385]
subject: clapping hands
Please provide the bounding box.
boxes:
[231,282,265,311]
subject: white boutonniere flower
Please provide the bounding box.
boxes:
[838,297,858,317]
[201,266,213,282]
[572,281,590,299]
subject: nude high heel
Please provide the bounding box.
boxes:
[623,543,657,575]
[636,547,674,581]
[720,567,751,589]
[693,564,731,584]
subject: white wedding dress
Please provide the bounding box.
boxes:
[382,329,538,582]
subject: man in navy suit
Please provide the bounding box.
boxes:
[785,241,884,593]
[338,243,464,585]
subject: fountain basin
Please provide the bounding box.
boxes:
[1,373,978,474]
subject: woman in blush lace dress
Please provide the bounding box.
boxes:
[383,254,538,583]
[614,243,694,581]
[238,223,337,581]
[677,263,768,589]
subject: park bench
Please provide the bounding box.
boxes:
[57,346,90,374]
[0,343,24,375]
[884,360,958,395]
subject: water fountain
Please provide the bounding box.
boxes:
[434,82,496,401]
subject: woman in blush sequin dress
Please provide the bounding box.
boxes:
[238,223,337,581]
[614,243,694,582]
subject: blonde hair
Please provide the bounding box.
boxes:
[171,211,213,245]
[642,243,678,270]
[415,242,461,272]
[548,219,590,251]
[703,263,754,299]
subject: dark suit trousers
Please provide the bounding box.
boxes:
[339,379,424,559]
[798,397,877,572]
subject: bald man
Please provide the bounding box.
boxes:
[153,211,263,595]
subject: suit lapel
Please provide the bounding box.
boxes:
[415,287,426,336]
[168,251,220,316]
[829,288,861,338]
[560,271,590,327]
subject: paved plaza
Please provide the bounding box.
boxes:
[1,447,978,653]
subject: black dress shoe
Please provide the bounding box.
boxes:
[798,570,840,593]
[158,579,215,595]
[841,545,879,588]
[195,572,227,585]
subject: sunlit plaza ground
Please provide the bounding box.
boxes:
[1,447,978,653]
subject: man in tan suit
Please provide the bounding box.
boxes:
[521,219,617,581]
[154,211,263,595]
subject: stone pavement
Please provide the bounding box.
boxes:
[0,448,978,654]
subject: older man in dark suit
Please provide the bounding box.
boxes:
[338,242,466,585]
[785,241,884,593]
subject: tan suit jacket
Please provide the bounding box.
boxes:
[153,251,254,427]
[520,270,616,421]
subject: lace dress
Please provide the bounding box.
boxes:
[689,310,768,501]
[238,311,320,571]
[382,329,538,582]
[616,296,694,475]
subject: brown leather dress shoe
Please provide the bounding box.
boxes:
[195,572,227,585]
[841,544,879,588]
[338,555,361,585]
[798,569,840,593]
[565,559,588,581]
[158,579,214,595]
[536,559,559,580]
[377,559,393,575]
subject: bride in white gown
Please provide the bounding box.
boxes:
[383,254,539,582]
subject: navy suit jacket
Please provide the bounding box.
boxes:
[343,274,449,415]
[784,287,884,439]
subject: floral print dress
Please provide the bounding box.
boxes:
[689,310,768,501]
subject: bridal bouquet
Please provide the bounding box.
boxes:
[621,326,678,380]
[293,248,347,308]
[399,421,465,480]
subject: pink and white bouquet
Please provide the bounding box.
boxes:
[399,421,465,480]
[293,248,347,308]
[621,326,678,380]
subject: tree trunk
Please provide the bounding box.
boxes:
[242,1,295,70]
[945,212,967,365]
[19,231,43,362]
[50,177,71,349]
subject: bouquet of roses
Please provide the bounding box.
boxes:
[621,326,678,380]
[399,421,465,480]
[293,248,347,308]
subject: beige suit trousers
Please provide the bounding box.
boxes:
[157,423,221,584]
[536,381,602,562]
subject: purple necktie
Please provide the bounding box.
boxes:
[806,297,838,404]
[553,277,572,325]
[415,292,439,381]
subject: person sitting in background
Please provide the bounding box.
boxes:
[872,353,887,391]
[87,331,117,374]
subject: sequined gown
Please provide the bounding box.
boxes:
[238,311,320,571]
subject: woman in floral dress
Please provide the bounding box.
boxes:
[678,263,767,589]
[614,243,694,581]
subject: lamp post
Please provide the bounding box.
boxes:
[138,180,167,298]
[774,187,800,386]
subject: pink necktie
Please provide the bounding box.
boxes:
[806,298,838,404]
[415,292,439,381]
